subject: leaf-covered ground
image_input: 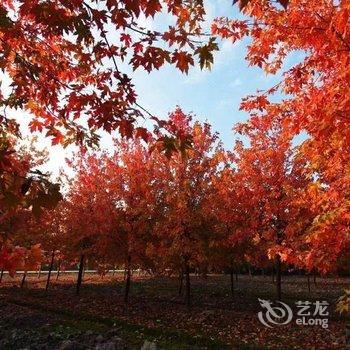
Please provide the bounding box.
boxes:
[0,273,349,349]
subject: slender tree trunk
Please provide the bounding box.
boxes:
[123,267,127,281]
[37,265,42,279]
[275,255,282,300]
[201,263,208,279]
[235,270,238,282]
[45,250,55,291]
[272,266,275,284]
[307,274,311,293]
[248,265,252,279]
[56,261,61,280]
[230,266,234,299]
[0,269,4,283]
[313,270,317,286]
[185,259,191,309]
[76,254,85,296]
[262,268,265,278]
[178,269,183,296]
[124,256,131,304]
[21,271,27,289]
[82,263,86,279]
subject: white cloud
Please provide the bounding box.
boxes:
[229,78,243,88]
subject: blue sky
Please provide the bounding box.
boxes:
[129,0,280,150]
[13,0,303,177]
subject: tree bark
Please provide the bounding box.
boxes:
[76,254,85,296]
[56,261,61,280]
[123,267,127,281]
[185,259,191,309]
[313,270,317,286]
[124,256,131,304]
[272,266,275,284]
[275,255,282,300]
[307,274,311,293]
[201,263,208,279]
[45,250,55,291]
[0,269,4,283]
[37,265,42,279]
[21,271,27,289]
[178,269,183,296]
[230,266,234,299]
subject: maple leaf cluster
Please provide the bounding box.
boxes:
[0,129,62,274]
[0,0,218,145]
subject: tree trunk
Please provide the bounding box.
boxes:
[185,260,191,309]
[76,254,85,296]
[37,265,42,279]
[313,271,317,286]
[275,255,282,300]
[235,270,238,282]
[201,263,208,279]
[272,266,275,284]
[178,269,183,296]
[45,250,55,291]
[0,269,4,283]
[21,271,27,289]
[248,265,252,279]
[230,266,234,299]
[124,256,131,304]
[56,261,61,280]
[123,267,127,281]
[307,274,311,293]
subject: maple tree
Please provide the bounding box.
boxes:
[59,109,225,305]
[0,131,61,274]
[213,0,350,273]
[0,0,219,145]
[36,204,68,290]
[231,121,312,300]
[60,135,162,299]
[150,108,224,307]
[103,137,161,303]
[61,150,119,294]
[207,159,250,298]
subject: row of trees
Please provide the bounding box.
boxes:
[0,0,349,310]
[5,109,348,307]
